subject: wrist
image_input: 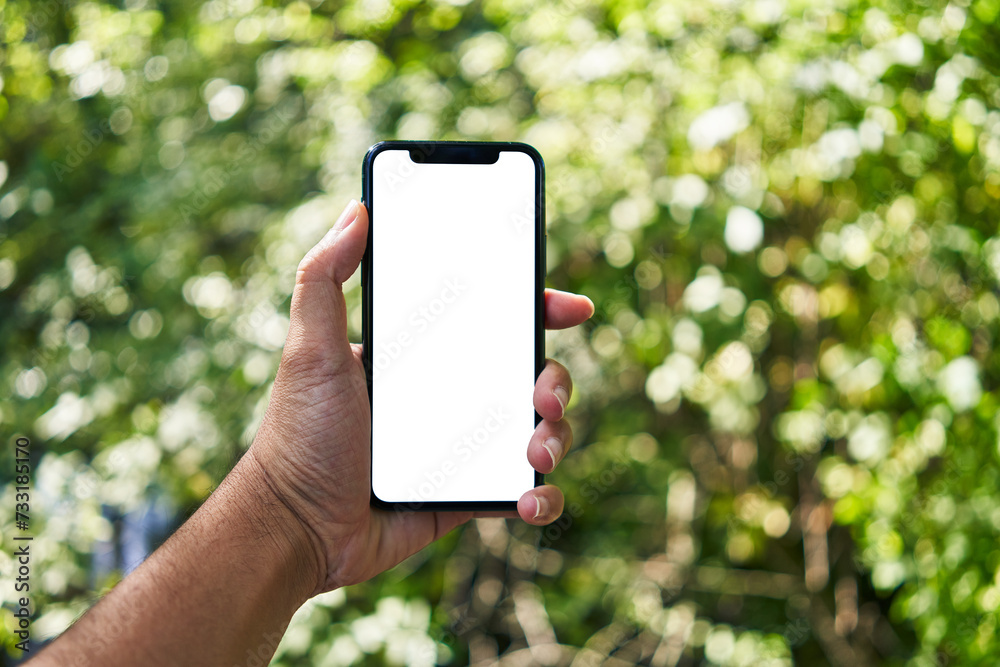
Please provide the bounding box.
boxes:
[228,449,327,606]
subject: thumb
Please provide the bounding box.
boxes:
[283,199,368,372]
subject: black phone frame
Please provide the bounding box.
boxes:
[361,140,546,512]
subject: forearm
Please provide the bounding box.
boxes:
[29,451,320,667]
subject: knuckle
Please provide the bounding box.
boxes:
[295,252,330,285]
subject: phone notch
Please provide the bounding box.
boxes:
[408,144,500,165]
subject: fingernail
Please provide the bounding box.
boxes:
[533,494,549,520]
[541,437,562,470]
[552,386,569,419]
[585,296,596,318]
[334,199,360,232]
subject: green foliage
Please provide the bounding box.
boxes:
[2,0,1000,664]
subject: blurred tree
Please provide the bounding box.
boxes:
[2,0,1000,665]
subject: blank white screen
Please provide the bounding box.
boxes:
[370,148,538,504]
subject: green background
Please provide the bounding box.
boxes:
[3,0,1000,664]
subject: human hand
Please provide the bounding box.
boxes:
[248,199,594,597]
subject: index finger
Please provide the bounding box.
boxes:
[545,289,594,330]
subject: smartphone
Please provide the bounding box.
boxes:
[362,141,545,511]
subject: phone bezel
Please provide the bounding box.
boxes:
[361,140,546,512]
